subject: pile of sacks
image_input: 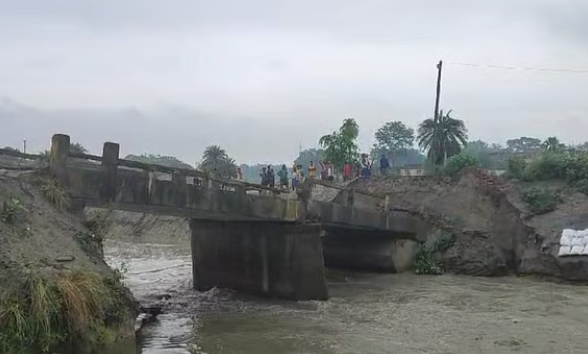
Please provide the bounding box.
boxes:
[558,229,588,256]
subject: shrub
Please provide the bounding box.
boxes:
[434,231,456,252]
[574,179,588,196]
[414,244,443,275]
[443,153,479,177]
[0,197,26,224]
[521,187,559,215]
[40,178,71,210]
[0,270,130,354]
[506,156,527,180]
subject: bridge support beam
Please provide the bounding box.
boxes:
[190,219,328,300]
[322,231,419,273]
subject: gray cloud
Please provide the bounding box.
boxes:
[1,0,588,163]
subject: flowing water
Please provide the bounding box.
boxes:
[103,240,588,354]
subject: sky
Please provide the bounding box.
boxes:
[1,0,588,165]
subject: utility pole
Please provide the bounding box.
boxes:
[23,139,27,154]
[434,60,443,120]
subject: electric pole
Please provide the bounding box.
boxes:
[23,139,27,154]
[434,60,443,120]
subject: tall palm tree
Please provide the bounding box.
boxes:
[199,145,237,178]
[542,136,564,153]
[417,110,468,166]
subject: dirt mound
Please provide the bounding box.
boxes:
[0,169,138,352]
[344,170,588,280]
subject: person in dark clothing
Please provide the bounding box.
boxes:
[268,165,275,188]
[260,167,268,186]
[278,164,289,189]
[380,155,390,176]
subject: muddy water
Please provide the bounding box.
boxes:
[103,241,588,354]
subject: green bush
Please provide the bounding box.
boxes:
[574,179,588,196]
[443,153,479,177]
[0,197,26,224]
[414,245,443,275]
[506,156,527,179]
[434,231,456,252]
[516,151,588,183]
[520,187,559,215]
[0,270,131,354]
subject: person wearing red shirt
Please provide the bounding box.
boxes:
[344,162,351,182]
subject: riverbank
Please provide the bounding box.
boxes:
[0,170,138,354]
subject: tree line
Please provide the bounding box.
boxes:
[4,113,587,182]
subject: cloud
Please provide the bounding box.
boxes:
[1,0,588,163]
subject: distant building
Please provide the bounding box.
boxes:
[399,164,424,176]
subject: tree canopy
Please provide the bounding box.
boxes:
[318,118,360,169]
[417,110,468,166]
[373,121,415,152]
[199,145,237,178]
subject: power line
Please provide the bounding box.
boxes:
[448,61,588,74]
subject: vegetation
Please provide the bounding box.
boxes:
[0,270,131,354]
[520,187,559,215]
[319,118,360,170]
[417,110,468,166]
[38,142,89,160]
[40,178,71,210]
[443,152,479,177]
[0,197,26,224]
[414,245,443,275]
[199,145,237,179]
[542,136,565,153]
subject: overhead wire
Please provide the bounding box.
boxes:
[447,61,588,74]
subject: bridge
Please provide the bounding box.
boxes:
[0,134,422,300]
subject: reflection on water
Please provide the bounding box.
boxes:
[103,240,588,354]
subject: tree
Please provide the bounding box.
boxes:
[372,121,415,167]
[319,118,360,170]
[542,136,565,153]
[506,137,542,154]
[199,145,237,178]
[417,110,468,166]
[2,146,20,153]
[295,148,325,169]
[70,142,88,155]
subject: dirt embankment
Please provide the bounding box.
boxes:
[343,170,588,280]
[0,170,138,353]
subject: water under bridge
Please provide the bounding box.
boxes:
[1,134,423,300]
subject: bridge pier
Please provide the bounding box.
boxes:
[190,219,328,300]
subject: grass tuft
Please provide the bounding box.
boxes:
[40,178,71,210]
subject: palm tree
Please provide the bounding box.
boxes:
[542,137,564,153]
[70,142,88,155]
[417,110,468,166]
[199,145,237,178]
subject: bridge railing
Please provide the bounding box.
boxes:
[0,134,390,208]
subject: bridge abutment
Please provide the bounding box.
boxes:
[190,219,328,300]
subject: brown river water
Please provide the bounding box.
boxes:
[102,240,588,354]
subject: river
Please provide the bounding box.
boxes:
[103,240,588,354]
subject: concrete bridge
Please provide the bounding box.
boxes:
[2,134,421,300]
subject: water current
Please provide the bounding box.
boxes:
[103,240,588,354]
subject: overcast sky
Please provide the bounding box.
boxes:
[1,0,588,164]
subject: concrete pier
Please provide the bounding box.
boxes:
[190,219,329,300]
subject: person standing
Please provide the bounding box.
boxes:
[319,160,328,181]
[308,161,317,179]
[268,165,275,188]
[278,164,289,189]
[260,167,268,186]
[344,162,351,182]
[379,155,390,176]
[291,163,298,190]
[237,167,243,180]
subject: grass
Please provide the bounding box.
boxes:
[40,178,71,210]
[520,187,559,215]
[0,270,132,354]
[0,197,26,224]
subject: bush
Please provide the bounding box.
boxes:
[414,245,443,275]
[0,270,130,354]
[40,178,71,210]
[506,156,527,179]
[434,231,456,252]
[574,179,588,196]
[0,197,26,224]
[521,187,559,215]
[443,153,479,177]
[516,151,588,183]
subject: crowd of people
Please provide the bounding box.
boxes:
[250,154,392,189]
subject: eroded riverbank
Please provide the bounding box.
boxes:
[104,240,588,354]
